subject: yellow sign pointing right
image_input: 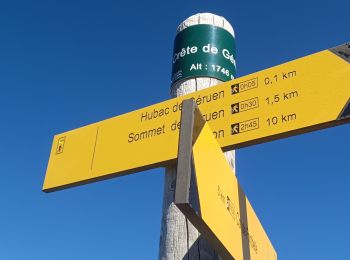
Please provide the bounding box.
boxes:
[175,100,277,260]
[43,43,350,192]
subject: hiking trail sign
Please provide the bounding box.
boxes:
[175,100,277,260]
[43,43,350,192]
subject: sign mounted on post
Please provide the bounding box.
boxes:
[171,24,236,85]
[175,99,277,260]
[43,43,350,192]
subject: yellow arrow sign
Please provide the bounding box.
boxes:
[175,100,277,260]
[43,43,350,192]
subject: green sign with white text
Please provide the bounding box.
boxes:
[171,24,236,85]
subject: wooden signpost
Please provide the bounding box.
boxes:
[159,14,236,260]
[42,12,350,260]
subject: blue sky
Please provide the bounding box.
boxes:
[1,0,349,259]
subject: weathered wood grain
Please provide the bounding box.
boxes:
[159,13,235,260]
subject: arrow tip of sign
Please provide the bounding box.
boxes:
[329,43,350,63]
[338,98,350,120]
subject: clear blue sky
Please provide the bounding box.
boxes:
[1,0,349,259]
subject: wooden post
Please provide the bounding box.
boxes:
[159,13,236,260]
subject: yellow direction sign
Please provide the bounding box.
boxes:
[43,43,350,192]
[175,100,277,260]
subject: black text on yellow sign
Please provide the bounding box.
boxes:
[175,100,277,260]
[43,43,350,192]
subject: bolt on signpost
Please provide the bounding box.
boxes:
[42,12,350,260]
